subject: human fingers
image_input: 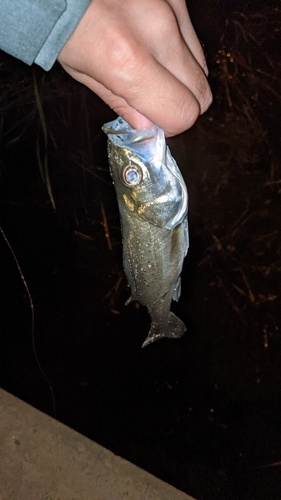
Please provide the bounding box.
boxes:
[58,0,211,135]
[58,2,201,135]
[58,67,154,130]
[166,0,208,75]
[128,1,212,117]
[59,62,199,137]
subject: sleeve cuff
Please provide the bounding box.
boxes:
[35,0,91,71]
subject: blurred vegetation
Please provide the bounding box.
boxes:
[190,4,281,353]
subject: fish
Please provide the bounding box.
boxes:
[103,116,189,347]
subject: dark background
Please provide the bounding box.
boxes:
[1,1,281,498]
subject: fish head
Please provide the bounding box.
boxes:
[103,117,188,229]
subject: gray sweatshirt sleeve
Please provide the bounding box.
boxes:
[0,0,91,70]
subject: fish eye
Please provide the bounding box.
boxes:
[122,164,142,186]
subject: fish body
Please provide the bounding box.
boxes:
[103,117,189,347]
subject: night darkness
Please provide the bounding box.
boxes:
[1,2,281,499]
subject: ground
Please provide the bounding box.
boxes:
[0,2,281,499]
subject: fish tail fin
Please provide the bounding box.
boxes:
[142,312,186,348]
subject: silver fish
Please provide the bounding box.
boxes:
[103,117,189,347]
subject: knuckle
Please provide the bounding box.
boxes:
[105,31,139,70]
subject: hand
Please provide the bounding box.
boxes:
[57,0,212,136]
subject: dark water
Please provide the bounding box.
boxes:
[1,2,281,499]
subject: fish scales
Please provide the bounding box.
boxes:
[103,116,189,347]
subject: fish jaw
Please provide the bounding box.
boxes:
[142,311,186,348]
